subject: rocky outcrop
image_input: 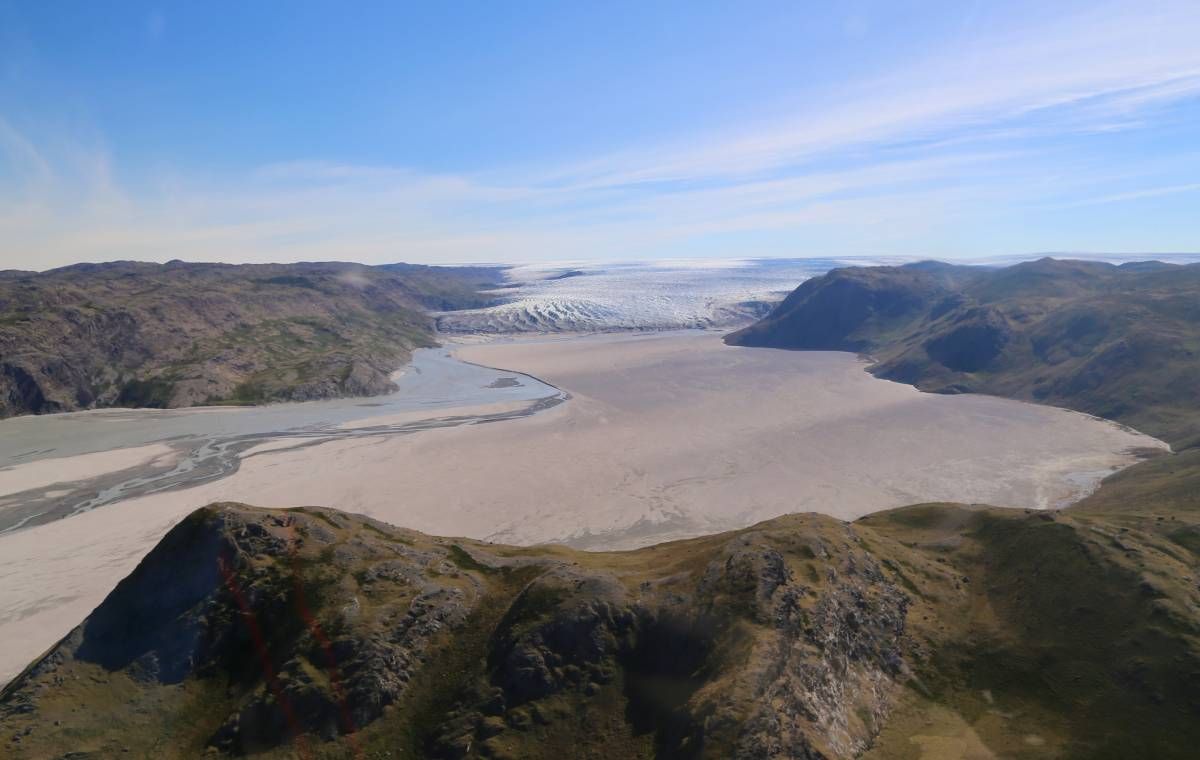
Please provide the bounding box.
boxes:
[0,506,917,759]
[0,505,491,756]
[420,522,913,759]
[723,538,908,759]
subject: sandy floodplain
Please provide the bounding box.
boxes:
[0,331,1167,684]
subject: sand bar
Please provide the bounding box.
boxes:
[0,443,177,497]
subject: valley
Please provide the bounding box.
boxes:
[3,256,1200,758]
[0,327,1164,689]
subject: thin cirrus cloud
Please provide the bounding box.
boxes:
[2,1,1200,269]
[536,3,1200,192]
[1055,182,1200,208]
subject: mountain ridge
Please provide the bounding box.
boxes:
[5,488,1199,758]
[727,257,1200,445]
[0,261,501,419]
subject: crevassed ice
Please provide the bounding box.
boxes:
[435,258,883,333]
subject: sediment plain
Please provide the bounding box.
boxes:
[0,330,1165,686]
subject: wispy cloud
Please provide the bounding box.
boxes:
[2,1,1199,268]
[535,4,1200,192]
[1061,182,1200,208]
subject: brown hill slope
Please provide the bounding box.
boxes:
[727,258,1200,445]
[0,261,500,418]
[3,500,1199,759]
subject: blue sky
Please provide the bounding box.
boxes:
[1,1,1198,269]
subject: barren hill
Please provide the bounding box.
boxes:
[0,261,500,418]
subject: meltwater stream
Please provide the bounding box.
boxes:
[0,348,565,533]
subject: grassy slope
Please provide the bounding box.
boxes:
[861,502,1200,759]
[0,261,501,418]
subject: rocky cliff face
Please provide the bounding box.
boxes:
[6,497,1198,758]
[0,261,500,418]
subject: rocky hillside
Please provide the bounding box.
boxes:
[727,258,1200,445]
[0,261,500,418]
[3,497,1199,759]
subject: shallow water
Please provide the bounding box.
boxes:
[0,348,562,532]
[0,348,556,464]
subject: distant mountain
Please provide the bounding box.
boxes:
[728,257,1200,445]
[5,499,1198,758]
[0,261,501,418]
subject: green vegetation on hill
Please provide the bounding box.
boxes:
[0,261,501,418]
[860,499,1200,760]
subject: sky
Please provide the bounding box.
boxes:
[1,1,1199,270]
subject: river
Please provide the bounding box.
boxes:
[0,347,564,533]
